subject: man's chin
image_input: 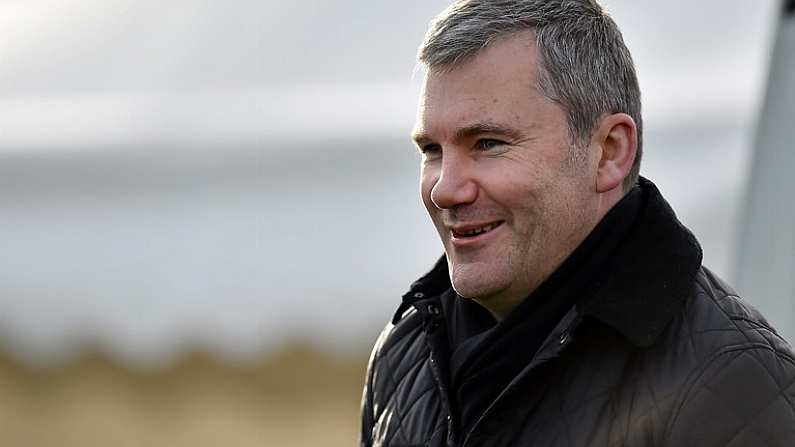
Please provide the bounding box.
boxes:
[449,266,503,300]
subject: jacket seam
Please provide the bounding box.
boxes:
[362,325,387,447]
[697,268,794,362]
[380,327,428,447]
[695,270,788,346]
[663,342,791,443]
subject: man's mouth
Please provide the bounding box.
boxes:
[451,221,504,239]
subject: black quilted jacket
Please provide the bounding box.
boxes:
[360,179,795,446]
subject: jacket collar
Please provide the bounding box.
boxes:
[396,177,703,347]
[577,177,703,347]
[393,255,449,324]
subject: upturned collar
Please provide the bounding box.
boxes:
[395,177,703,348]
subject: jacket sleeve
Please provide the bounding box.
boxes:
[665,343,795,446]
[360,343,377,447]
[360,322,394,447]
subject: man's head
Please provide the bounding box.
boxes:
[418,0,642,186]
[412,0,641,318]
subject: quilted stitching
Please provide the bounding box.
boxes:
[366,313,445,447]
[362,268,795,446]
[667,346,795,446]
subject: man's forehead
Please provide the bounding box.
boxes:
[413,60,546,141]
[418,35,542,101]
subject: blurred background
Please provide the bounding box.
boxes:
[0,0,791,445]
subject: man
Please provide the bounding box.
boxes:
[361,1,795,446]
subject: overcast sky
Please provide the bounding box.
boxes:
[0,0,779,150]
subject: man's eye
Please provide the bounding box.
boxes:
[476,139,505,151]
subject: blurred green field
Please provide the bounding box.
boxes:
[0,343,367,446]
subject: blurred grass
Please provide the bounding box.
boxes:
[0,343,367,446]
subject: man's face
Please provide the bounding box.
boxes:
[412,33,602,316]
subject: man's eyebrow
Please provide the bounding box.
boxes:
[411,122,525,146]
[453,122,524,141]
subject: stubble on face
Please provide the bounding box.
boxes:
[415,33,601,319]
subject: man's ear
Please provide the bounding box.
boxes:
[592,113,638,193]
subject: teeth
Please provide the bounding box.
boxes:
[461,223,496,236]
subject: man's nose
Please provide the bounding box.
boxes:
[430,153,478,209]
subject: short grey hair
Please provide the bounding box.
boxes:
[418,0,642,190]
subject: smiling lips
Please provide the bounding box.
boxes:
[450,221,505,243]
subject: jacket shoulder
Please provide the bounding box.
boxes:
[663,267,795,445]
[369,307,425,366]
[360,308,431,446]
[687,266,793,356]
